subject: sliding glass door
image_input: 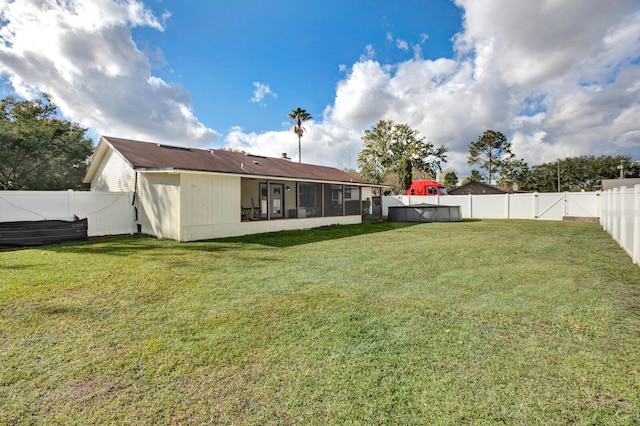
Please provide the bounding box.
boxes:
[260,182,285,219]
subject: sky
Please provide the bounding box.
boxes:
[0,0,639,179]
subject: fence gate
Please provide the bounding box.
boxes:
[535,193,565,220]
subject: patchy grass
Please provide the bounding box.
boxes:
[1,220,639,425]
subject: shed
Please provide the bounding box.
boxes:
[600,178,640,191]
[83,136,381,241]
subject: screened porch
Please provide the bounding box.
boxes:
[240,178,362,222]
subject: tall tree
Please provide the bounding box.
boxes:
[442,168,459,187]
[0,94,94,190]
[468,130,514,184]
[357,119,447,193]
[288,107,312,163]
[497,158,530,191]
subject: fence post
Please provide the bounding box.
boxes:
[634,184,640,265]
[608,190,613,231]
[505,193,510,219]
[620,186,628,251]
[612,188,621,243]
[533,192,539,219]
[596,191,603,227]
[468,194,473,219]
[67,189,73,218]
[601,190,607,229]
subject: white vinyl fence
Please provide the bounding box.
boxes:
[600,184,640,266]
[0,191,135,237]
[383,192,600,221]
[384,189,640,267]
[2,189,637,267]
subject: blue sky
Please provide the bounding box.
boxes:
[1,0,639,178]
[135,0,462,134]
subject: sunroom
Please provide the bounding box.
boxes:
[240,178,364,221]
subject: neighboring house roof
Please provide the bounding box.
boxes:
[84,136,372,185]
[448,181,510,195]
[601,178,640,191]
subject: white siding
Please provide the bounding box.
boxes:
[138,173,181,240]
[179,174,365,241]
[181,174,240,227]
[180,174,240,241]
[90,148,136,192]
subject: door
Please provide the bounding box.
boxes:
[271,184,284,218]
[260,183,285,219]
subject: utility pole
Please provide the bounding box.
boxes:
[617,159,626,179]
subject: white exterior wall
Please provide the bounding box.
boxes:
[178,174,365,241]
[90,148,136,192]
[138,173,181,240]
[180,173,240,241]
[361,187,373,201]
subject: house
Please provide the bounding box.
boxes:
[448,181,510,195]
[83,136,380,241]
[600,178,640,191]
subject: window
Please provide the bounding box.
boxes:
[324,184,343,216]
[344,186,361,215]
[298,183,322,217]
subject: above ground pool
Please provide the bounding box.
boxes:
[387,203,462,222]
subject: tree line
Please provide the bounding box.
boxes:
[357,121,639,194]
[1,94,637,193]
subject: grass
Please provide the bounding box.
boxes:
[1,219,639,425]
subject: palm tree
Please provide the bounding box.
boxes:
[288,107,312,163]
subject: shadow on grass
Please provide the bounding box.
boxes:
[17,221,420,255]
[28,234,169,257]
[189,221,420,249]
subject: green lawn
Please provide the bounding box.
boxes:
[1,220,639,425]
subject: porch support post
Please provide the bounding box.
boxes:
[295,181,300,218]
[267,180,271,221]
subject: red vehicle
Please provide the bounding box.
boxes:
[405,180,448,196]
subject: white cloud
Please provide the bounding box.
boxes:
[412,44,423,60]
[240,0,640,178]
[396,39,409,51]
[2,0,637,180]
[249,82,277,106]
[325,60,394,129]
[224,121,363,168]
[359,44,376,61]
[0,0,218,147]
